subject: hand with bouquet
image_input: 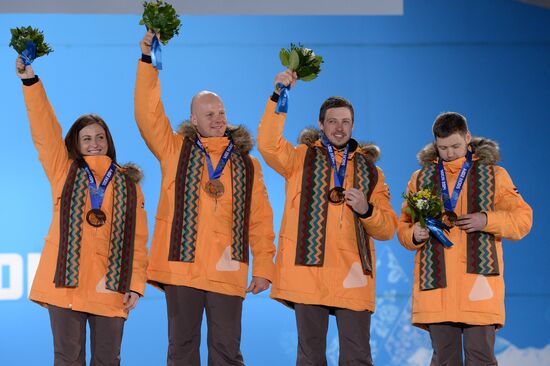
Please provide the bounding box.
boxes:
[139,0,181,70]
[9,26,53,72]
[403,188,454,247]
[274,43,323,113]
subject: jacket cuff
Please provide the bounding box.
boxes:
[358,203,374,219]
[270,92,279,103]
[22,75,39,86]
[483,210,499,234]
[403,224,426,249]
[252,259,275,283]
[141,54,152,64]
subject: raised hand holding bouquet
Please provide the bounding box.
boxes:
[275,43,323,113]
[139,0,182,70]
[402,188,454,247]
[10,26,53,71]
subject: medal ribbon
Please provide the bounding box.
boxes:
[321,133,349,188]
[275,82,289,114]
[21,41,37,66]
[83,163,116,210]
[438,150,473,213]
[151,32,163,70]
[195,138,235,180]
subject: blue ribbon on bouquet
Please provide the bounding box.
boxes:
[425,217,454,248]
[151,33,163,70]
[275,82,289,114]
[21,41,37,65]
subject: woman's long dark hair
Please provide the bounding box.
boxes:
[64,114,117,165]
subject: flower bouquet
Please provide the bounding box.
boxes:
[279,43,323,81]
[140,0,181,45]
[402,188,443,228]
[403,188,454,247]
[9,26,53,67]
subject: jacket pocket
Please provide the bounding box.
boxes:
[207,233,248,289]
[275,238,317,294]
[459,273,503,315]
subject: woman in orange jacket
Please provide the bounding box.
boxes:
[397,112,532,366]
[16,56,149,365]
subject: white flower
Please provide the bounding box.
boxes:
[415,199,428,210]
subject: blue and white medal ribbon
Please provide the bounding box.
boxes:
[83,163,116,227]
[321,133,349,204]
[195,138,235,198]
[438,150,473,227]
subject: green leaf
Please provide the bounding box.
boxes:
[289,49,299,70]
[299,73,318,82]
[279,48,289,67]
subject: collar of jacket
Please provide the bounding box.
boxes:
[417,136,500,167]
[176,121,253,154]
[297,127,380,163]
[81,155,143,183]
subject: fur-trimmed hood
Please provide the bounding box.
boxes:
[417,137,500,166]
[176,121,254,153]
[298,127,380,162]
[119,163,144,183]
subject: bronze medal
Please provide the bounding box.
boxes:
[441,211,458,228]
[86,208,106,227]
[328,187,345,205]
[204,179,225,198]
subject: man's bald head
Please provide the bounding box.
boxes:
[190,90,221,115]
[190,91,227,137]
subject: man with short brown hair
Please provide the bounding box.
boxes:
[398,111,533,365]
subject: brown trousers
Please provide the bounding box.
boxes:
[294,303,373,366]
[164,285,245,366]
[428,322,498,366]
[48,305,125,366]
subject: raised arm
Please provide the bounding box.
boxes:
[17,57,69,184]
[134,31,181,161]
[257,70,301,179]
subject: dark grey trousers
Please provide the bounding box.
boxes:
[294,303,373,366]
[48,305,125,366]
[428,322,498,366]
[164,285,245,366]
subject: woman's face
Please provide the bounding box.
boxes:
[78,123,109,156]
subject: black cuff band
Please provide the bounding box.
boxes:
[22,76,39,86]
[358,203,374,219]
[270,92,279,103]
[141,54,152,64]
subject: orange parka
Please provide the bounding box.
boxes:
[257,99,398,312]
[134,61,276,297]
[397,138,532,328]
[23,81,149,319]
